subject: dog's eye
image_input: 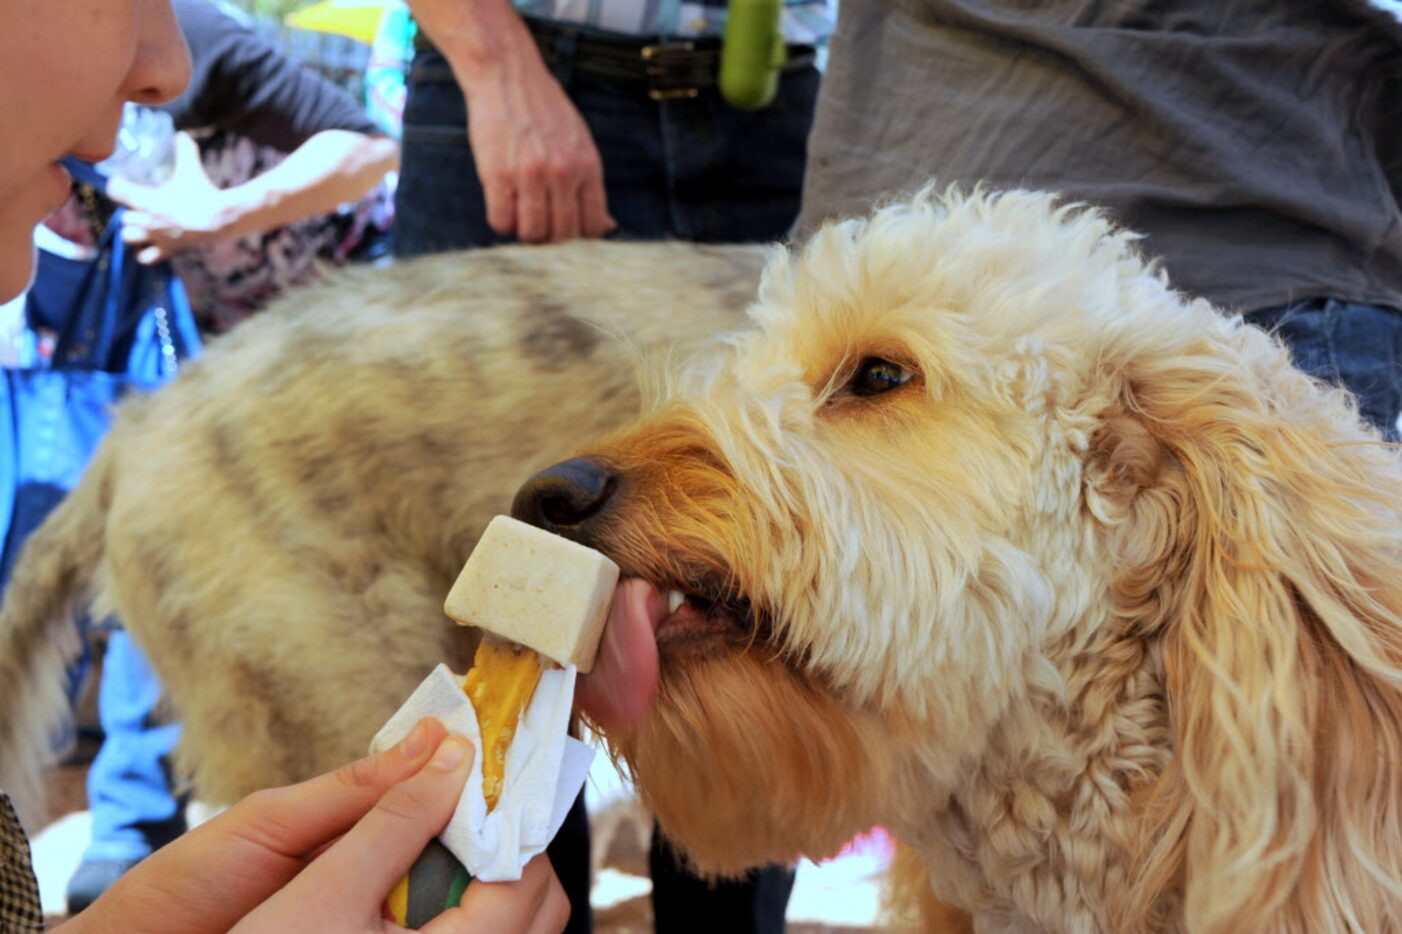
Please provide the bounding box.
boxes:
[849,357,913,397]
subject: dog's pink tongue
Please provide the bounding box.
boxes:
[575,578,664,732]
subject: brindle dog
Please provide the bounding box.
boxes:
[0,239,763,826]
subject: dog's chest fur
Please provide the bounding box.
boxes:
[908,629,1175,930]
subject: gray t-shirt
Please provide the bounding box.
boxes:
[799,0,1402,314]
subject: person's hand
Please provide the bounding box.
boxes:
[107,131,237,263]
[62,717,569,933]
[231,738,569,933]
[458,53,616,243]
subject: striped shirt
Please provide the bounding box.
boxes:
[513,0,834,45]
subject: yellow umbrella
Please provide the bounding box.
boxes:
[284,0,387,45]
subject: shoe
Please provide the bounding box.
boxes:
[65,857,141,915]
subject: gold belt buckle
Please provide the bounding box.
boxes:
[641,41,701,101]
[648,87,700,100]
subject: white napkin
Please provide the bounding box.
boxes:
[370,663,594,882]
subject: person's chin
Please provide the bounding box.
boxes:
[0,238,37,305]
[0,210,41,304]
[0,163,71,302]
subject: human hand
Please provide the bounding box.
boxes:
[231,731,568,933]
[62,717,569,933]
[458,52,616,243]
[107,131,236,263]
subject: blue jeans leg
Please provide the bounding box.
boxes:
[1244,298,1402,441]
[84,630,185,862]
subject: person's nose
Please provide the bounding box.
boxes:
[125,0,193,106]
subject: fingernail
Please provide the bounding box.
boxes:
[398,719,432,759]
[430,735,470,771]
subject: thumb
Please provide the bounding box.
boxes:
[136,245,168,265]
[172,131,203,173]
[105,173,153,209]
[282,734,475,913]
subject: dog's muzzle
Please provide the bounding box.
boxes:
[514,457,758,659]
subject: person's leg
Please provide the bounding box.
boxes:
[396,41,614,930]
[649,832,796,934]
[665,64,822,243]
[396,36,811,932]
[568,71,673,239]
[68,629,185,913]
[394,49,504,258]
[546,792,593,934]
[558,54,807,930]
[612,58,817,934]
[1244,298,1402,441]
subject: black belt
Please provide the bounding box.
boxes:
[415,19,815,101]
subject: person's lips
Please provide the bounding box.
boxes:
[575,579,665,732]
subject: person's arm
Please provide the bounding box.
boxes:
[108,1,400,263]
[109,128,399,264]
[214,128,399,238]
[406,0,615,242]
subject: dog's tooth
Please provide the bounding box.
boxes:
[667,589,686,615]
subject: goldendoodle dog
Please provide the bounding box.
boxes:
[519,189,1402,931]
[5,187,1401,931]
[0,238,759,820]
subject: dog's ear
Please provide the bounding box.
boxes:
[1089,321,1402,931]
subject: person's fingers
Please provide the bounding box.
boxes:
[217,717,447,859]
[515,167,550,243]
[86,721,447,934]
[289,734,474,910]
[480,161,517,237]
[577,168,615,239]
[547,164,581,243]
[136,245,166,265]
[104,174,153,209]
[171,130,203,173]
[419,854,569,934]
[120,214,154,242]
[524,864,570,934]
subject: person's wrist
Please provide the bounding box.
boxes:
[210,186,265,239]
[443,17,543,90]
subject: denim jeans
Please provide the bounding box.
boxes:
[83,631,185,862]
[1244,298,1402,441]
[394,46,820,256]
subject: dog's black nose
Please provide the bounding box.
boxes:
[511,457,618,537]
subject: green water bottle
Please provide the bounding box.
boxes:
[719,0,786,110]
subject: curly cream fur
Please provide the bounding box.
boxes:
[577,187,1402,931]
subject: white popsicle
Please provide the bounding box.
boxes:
[444,515,621,672]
